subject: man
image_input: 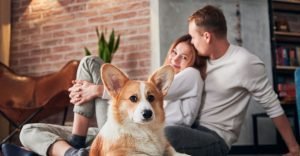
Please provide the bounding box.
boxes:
[164,5,300,156]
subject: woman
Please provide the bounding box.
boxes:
[162,34,205,127]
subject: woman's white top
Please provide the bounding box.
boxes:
[164,67,203,127]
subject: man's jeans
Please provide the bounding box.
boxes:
[165,125,229,156]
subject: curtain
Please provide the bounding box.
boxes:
[0,0,11,139]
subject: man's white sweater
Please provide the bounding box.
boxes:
[197,44,284,147]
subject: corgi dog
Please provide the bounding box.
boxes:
[89,64,190,156]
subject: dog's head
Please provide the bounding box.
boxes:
[101,64,174,125]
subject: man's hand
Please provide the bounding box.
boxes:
[272,115,299,156]
[283,145,300,156]
[68,80,103,105]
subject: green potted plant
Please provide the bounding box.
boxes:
[85,27,120,63]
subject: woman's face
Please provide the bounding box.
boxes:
[168,42,195,74]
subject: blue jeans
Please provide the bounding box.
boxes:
[165,125,229,156]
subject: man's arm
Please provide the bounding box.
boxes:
[272,114,299,156]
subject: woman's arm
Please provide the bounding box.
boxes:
[164,67,203,126]
[164,67,202,100]
[68,80,104,105]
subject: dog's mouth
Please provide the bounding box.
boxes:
[142,117,153,122]
[135,118,153,124]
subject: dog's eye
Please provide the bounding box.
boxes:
[147,95,155,103]
[129,95,138,102]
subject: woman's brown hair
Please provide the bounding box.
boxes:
[163,34,207,79]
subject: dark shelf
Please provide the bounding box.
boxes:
[275,66,299,75]
[273,0,300,4]
[275,31,300,37]
[272,0,300,12]
[276,65,298,70]
[273,32,300,43]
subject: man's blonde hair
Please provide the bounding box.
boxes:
[189,5,227,38]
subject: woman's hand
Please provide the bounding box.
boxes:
[68,80,103,105]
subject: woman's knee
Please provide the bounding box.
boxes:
[80,56,93,65]
[19,123,39,145]
[77,56,104,82]
[80,56,103,68]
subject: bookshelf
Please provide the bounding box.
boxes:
[269,0,300,150]
[270,0,300,106]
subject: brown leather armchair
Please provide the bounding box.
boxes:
[0,60,79,144]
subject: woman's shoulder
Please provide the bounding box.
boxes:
[180,67,200,75]
[176,67,202,81]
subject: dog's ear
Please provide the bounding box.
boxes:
[148,65,174,96]
[101,64,129,97]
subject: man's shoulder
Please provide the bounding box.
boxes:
[231,45,262,64]
[231,45,255,57]
[227,45,264,75]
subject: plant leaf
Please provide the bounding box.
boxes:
[108,29,115,53]
[103,46,110,62]
[99,32,106,60]
[96,27,100,39]
[113,35,120,53]
[84,47,92,56]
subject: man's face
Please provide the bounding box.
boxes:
[188,20,209,57]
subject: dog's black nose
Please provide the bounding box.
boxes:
[142,110,152,119]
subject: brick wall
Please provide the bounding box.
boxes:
[11,0,151,80]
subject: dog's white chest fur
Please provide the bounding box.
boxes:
[100,111,167,156]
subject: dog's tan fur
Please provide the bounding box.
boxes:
[89,64,189,156]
